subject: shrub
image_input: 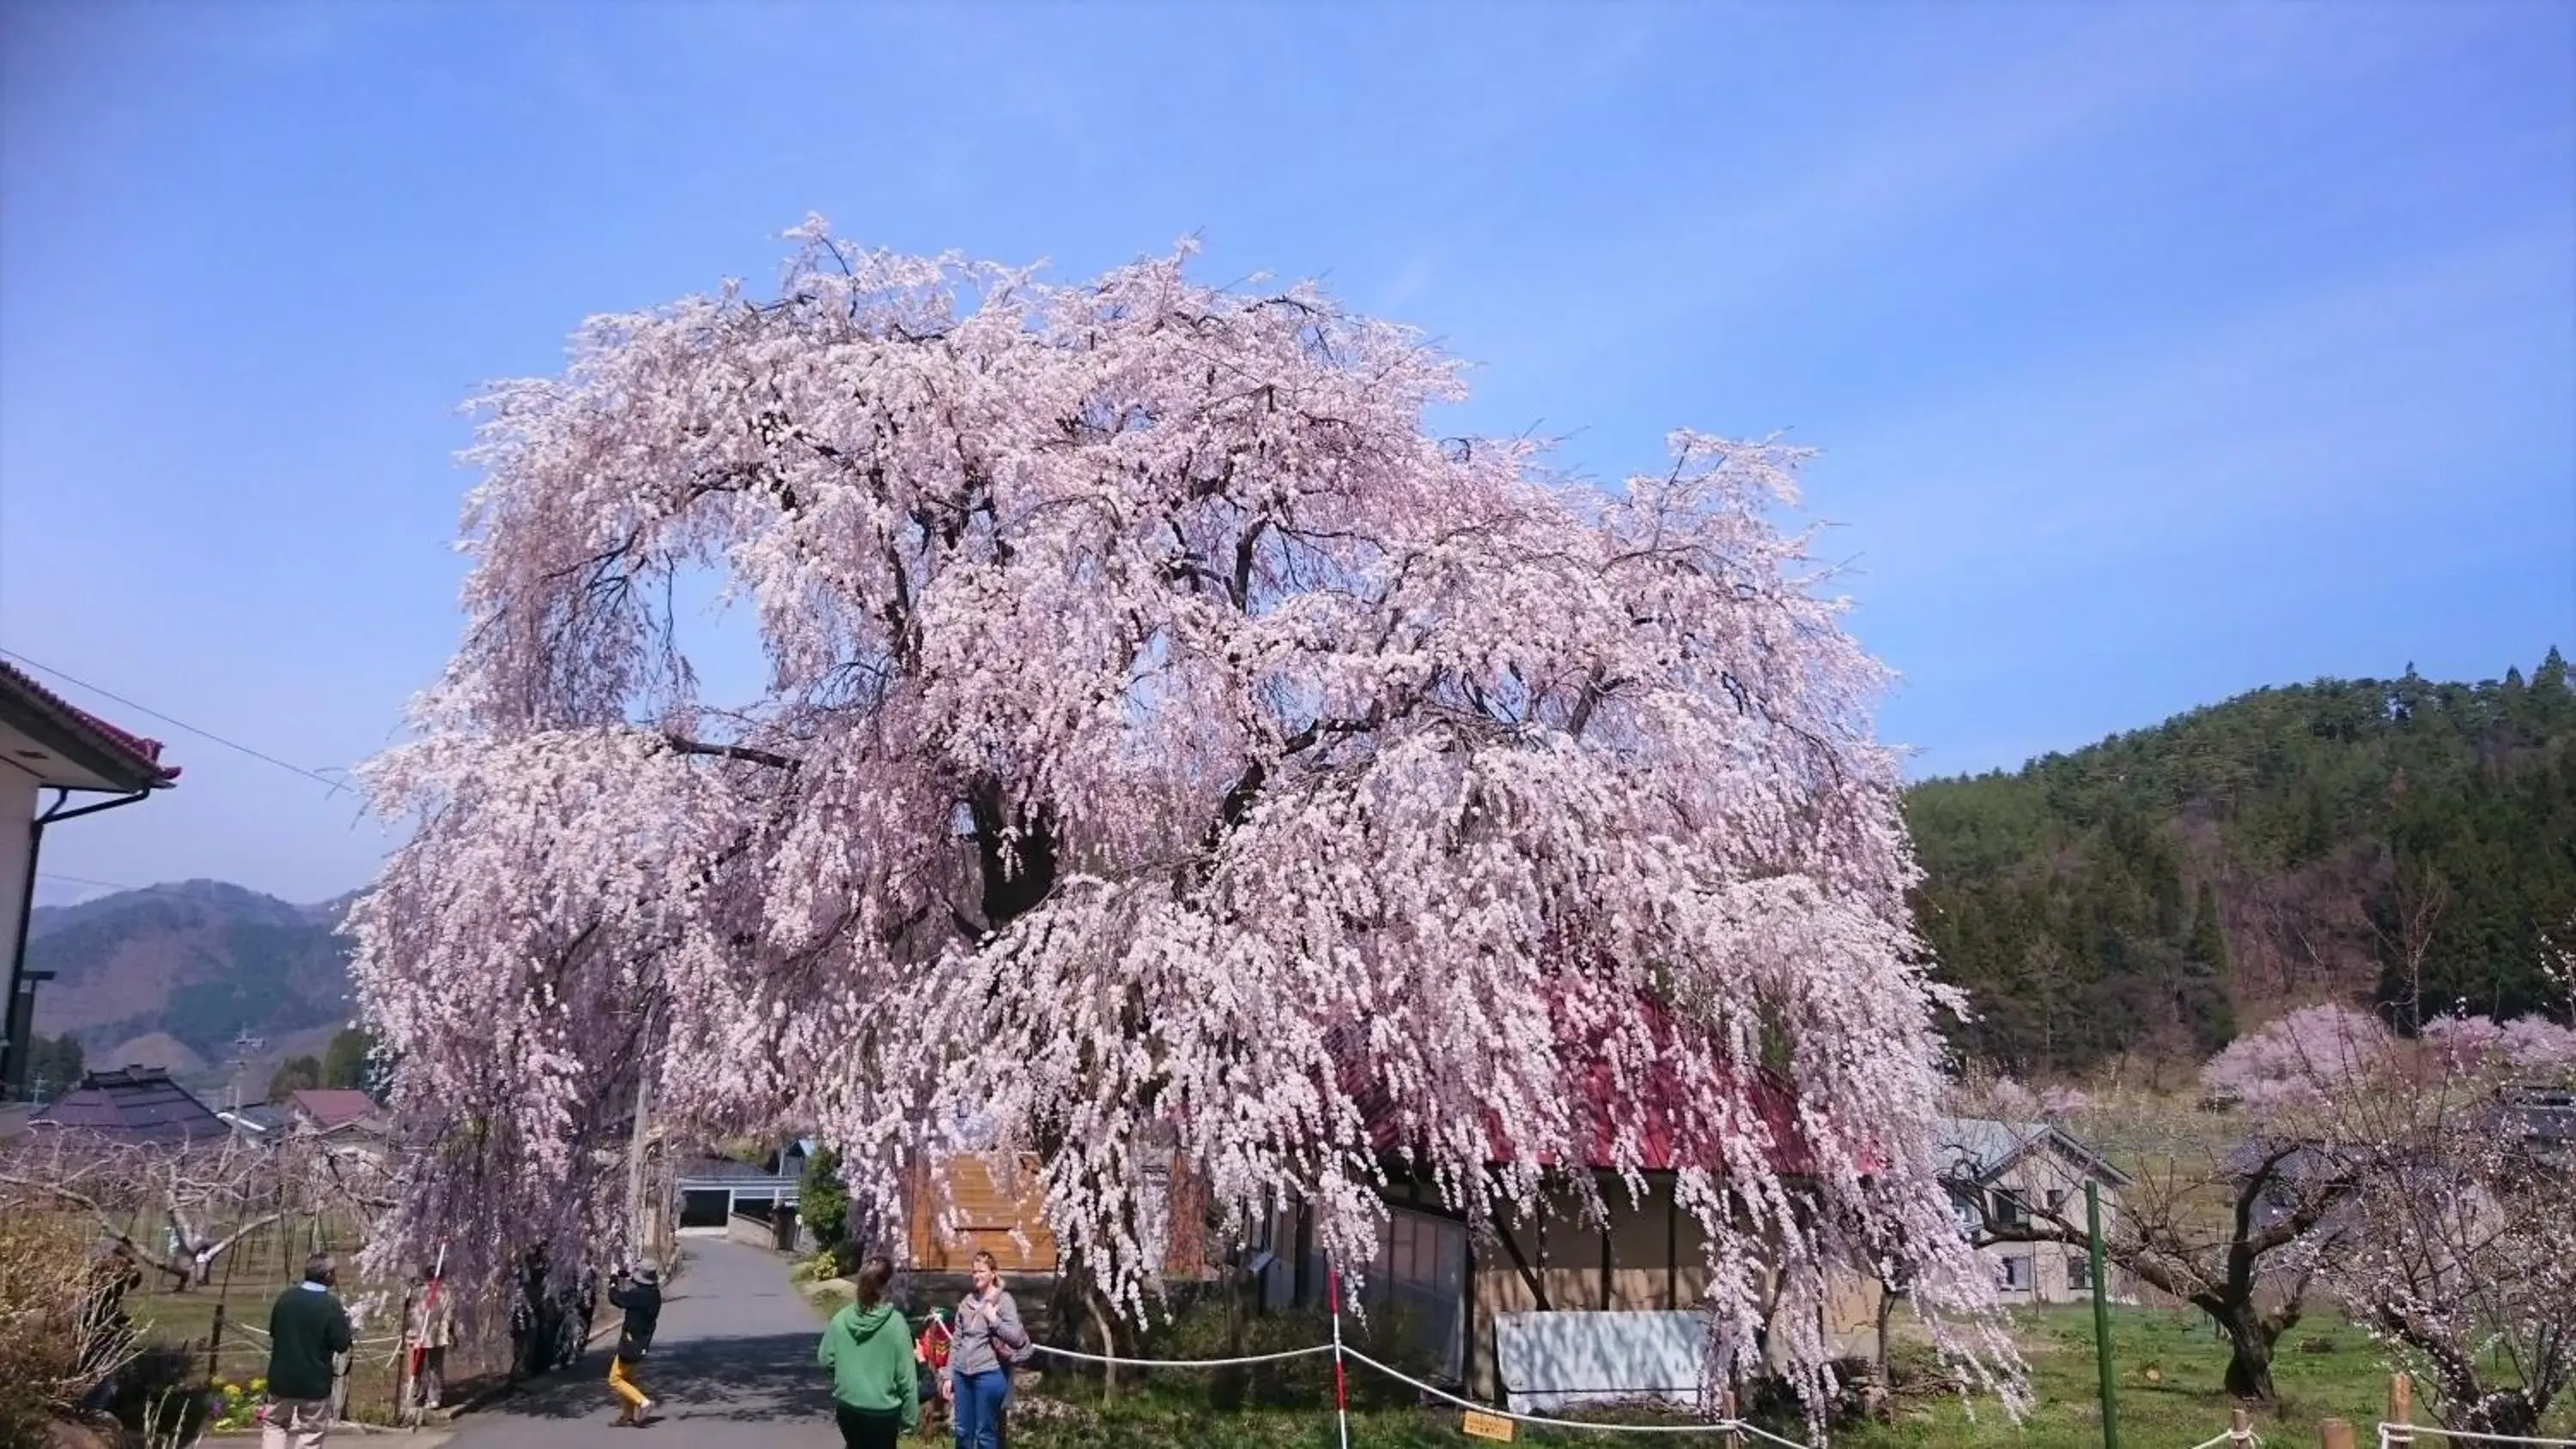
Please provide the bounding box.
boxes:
[0,1216,137,1444]
[1138,1293,1441,1412]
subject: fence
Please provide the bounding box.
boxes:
[2178,1375,2576,1449]
[1012,1266,1823,1447]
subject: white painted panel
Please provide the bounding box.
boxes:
[1493,1309,1710,1415]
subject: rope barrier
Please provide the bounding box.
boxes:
[1336,1344,1800,1442]
[2383,1428,2576,1447]
[2181,1431,2257,1449]
[1025,1341,1338,1370]
[1014,1332,1822,1443]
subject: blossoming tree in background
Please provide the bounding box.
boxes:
[2180,974,2576,1429]
[2310,1004,2576,1436]
[349,222,2016,1407]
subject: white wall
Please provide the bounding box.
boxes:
[0,772,39,1093]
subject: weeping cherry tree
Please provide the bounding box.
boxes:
[350,221,2014,1408]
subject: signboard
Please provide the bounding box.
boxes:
[1492,1309,1710,1415]
[1461,1409,1517,1441]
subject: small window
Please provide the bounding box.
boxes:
[1998,1254,2032,1291]
[2068,1253,2093,1292]
[1992,1192,2028,1228]
[1950,1190,1982,1234]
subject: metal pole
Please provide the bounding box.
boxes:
[2088,1179,2121,1449]
[1326,1263,1352,1449]
[625,1002,657,1262]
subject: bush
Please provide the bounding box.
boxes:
[0,1217,137,1444]
[1135,1292,1442,1413]
[799,1147,850,1255]
[1737,1355,1874,1432]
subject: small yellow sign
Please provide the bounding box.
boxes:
[1461,1409,1516,1441]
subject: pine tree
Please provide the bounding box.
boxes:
[320,1027,376,1093]
[267,1055,322,1102]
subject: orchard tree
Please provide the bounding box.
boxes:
[2115,990,2576,1421]
[2315,1009,2576,1434]
[351,222,2016,1408]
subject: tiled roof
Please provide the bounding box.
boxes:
[1347,991,1818,1176]
[222,1104,288,1134]
[288,1088,382,1131]
[0,658,180,785]
[1937,1116,2129,1187]
[29,1067,226,1145]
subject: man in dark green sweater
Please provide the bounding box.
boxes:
[264,1253,354,1449]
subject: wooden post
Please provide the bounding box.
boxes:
[206,1300,226,1385]
[2231,1407,2251,1444]
[1719,1388,1743,1448]
[2385,1372,2413,1446]
[2318,1418,2355,1449]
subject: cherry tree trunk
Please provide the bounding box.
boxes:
[2216,1307,2278,1404]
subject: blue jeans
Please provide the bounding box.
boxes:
[951,1367,1008,1449]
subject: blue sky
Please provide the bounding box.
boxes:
[4,1,2570,906]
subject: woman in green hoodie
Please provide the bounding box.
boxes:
[818,1258,920,1448]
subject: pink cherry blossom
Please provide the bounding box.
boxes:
[349,222,2016,1410]
[2199,1003,2390,1111]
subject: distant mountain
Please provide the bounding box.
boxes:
[27,880,358,1095]
[30,652,2574,1095]
[1909,650,2576,1077]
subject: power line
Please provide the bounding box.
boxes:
[0,647,350,797]
[35,871,134,893]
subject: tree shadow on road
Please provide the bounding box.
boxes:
[477,1336,835,1428]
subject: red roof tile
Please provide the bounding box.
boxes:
[1344,987,1819,1177]
[0,659,180,785]
[289,1088,381,1131]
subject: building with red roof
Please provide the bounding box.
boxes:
[2,658,180,1101]
[286,1087,387,1137]
[1253,989,1883,1401]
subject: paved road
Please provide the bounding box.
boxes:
[448,1238,841,1446]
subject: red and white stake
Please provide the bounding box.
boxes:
[1327,1263,1352,1449]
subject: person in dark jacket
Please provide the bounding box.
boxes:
[606,1262,663,1426]
[263,1253,354,1449]
[511,1249,551,1379]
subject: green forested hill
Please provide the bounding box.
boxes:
[1907,649,2576,1076]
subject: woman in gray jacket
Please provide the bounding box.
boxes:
[947,1251,1028,1449]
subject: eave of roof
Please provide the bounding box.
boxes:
[0,659,180,791]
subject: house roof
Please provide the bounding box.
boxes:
[288,1088,382,1132]
[2505,1087,2574,1148]
[677,1154,799,1185]
[1935,1117,2131,1188]
[221,1104,287,1135]
[0,658,181,792]
[28,1067,227,1144]
[1349,991,1820,1177]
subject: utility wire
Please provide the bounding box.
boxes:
[0,647,350,796]
[36,871,135,893]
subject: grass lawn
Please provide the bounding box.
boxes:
[878,1302,2523,1449]
[1844,1305,2386,1449]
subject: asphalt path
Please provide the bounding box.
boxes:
[446,1238,842,1447]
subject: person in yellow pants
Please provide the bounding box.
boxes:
[608,1352,650,1425]
[605,1264,661,1427]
